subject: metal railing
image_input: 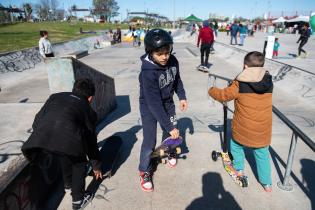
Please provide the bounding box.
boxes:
[208,72,315,191]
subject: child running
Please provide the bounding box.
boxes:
[273,38,280,58]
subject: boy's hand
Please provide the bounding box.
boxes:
[169,128,180,139]
[94,169,103,180]
[179,100,188,112]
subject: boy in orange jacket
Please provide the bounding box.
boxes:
[208,51,273,192]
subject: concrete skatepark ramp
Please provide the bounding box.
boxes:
[0,31,314,210]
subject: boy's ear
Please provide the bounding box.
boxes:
[88,96,93,103]
[244,64,249,69]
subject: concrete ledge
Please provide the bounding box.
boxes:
[65,50,89,59]
[46,57,117,122]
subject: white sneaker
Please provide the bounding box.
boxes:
[167,157,177,168]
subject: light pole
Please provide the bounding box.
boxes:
[173,0,175,28]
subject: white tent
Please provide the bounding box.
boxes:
[287,15,310,23]
[272,17,287,23]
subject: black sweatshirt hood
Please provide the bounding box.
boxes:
[237,67,273,94]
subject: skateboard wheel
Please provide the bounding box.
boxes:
[211,150,218,161]
[175,147,181,154]
[159,150,164,156]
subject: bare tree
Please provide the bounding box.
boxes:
[23,3,32,21]
[50,0,58,19]
[35,0,50,20]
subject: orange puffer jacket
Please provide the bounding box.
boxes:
[209,67,273,148]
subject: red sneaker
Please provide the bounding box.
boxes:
[139,171,153,192]
[263,184,272,192]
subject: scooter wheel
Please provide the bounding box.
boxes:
[239,177,248,187]
[211,150,218,161]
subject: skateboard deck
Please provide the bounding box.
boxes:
[212,151,248,187]
[151,136,183,163]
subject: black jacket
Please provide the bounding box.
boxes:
[22,92,101,169]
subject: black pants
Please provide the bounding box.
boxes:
[59,155,87,201]
[298,39,308,56]
[200,43,211,66]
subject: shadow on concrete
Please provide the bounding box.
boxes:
[177,117,194,155]
[96,95,131,134]
[98,125,142,175]
[86,126,142,196]
[269,147,314,202]
[208,119,232,151]
[206,63,213,70]
[0,140,24,163]
[300,159,315,210]
[185,172,241,210]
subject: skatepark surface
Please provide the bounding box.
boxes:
[0,30,314,210]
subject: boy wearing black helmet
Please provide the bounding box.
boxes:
[138,29,188,192]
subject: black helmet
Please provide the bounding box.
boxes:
[144,29,173,53]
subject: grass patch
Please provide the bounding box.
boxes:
[0,22,128,53]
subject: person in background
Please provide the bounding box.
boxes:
[226,23,231,36]
[297,24,311,57]
[39,30,54,58]
[197,20,215,70]
[230,21,239,45]
[239,24,247,46]
[273,38,280,58]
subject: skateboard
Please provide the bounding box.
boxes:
[151,136,183,164]
[197,65,209,73]
[211,103,248,187]
[212,151,248,187]
[84,135,122,206]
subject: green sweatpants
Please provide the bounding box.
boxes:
[230,138,272,185]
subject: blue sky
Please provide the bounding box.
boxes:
[2,0,315,20]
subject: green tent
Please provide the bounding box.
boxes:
[184,14,203,22]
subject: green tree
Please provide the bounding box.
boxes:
[93,0,119,22]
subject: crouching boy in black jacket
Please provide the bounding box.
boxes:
[22,78,102,209]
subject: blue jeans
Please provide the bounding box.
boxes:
[240,34,246,45]
[230,138,272,185]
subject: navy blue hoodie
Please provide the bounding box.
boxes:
[139,54,186,132]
